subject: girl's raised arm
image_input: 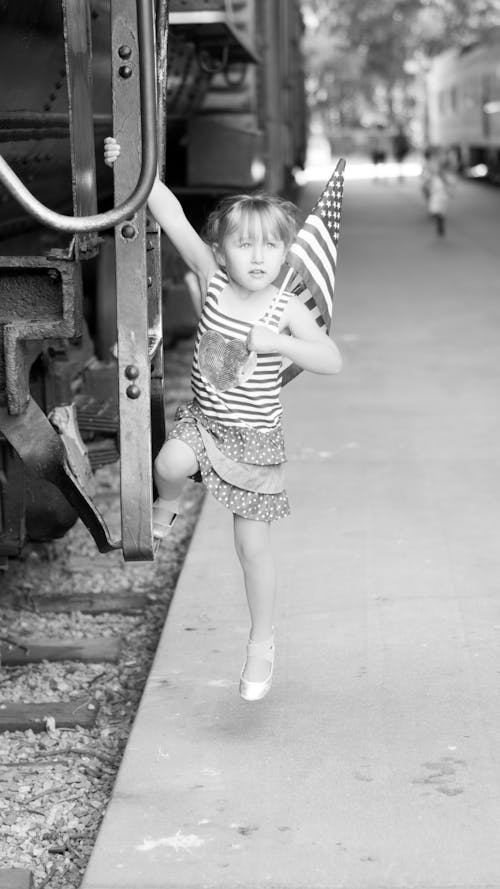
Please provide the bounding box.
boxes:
[104,137,216,283]
[147,178,216,280]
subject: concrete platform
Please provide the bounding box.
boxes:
[81,172,500,889]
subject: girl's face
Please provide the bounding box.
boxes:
[216,216,287,293]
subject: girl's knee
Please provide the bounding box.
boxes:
[154,438,198,484]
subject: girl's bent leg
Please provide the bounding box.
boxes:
[153,438,199,537]
[233,514,276,683]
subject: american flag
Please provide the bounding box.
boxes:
[279,157,346,385]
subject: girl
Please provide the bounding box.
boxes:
[104,137,342,702]
[424,149,456,237]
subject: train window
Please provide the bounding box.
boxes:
[450,86,458,112]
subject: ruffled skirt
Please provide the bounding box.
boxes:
[167,401,290,522]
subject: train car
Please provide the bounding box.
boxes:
[0,0,306,567]
[426,31,500,179]
[170,0,306,195]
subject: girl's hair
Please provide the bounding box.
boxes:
[203,193,299,249]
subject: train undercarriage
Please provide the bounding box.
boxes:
[0,0,306,566]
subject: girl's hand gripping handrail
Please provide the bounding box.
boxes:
[0,0,157,234]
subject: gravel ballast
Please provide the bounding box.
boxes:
[0,336,205,889]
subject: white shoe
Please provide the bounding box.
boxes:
[152,499,178,540]
[239,631,275,702]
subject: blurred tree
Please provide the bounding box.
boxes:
[302,0,500,129]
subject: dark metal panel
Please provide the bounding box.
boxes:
[168,1,259,64]
[0,251,83,415]
[0,399,119,553]
[155,0,170,181]
[0,0,158,234]
[0,443,25,556]
[62,0,98,222]
[259,0,283,193]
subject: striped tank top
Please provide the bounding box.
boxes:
[191,270,291,430]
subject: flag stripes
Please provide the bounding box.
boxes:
[279,158,345,385]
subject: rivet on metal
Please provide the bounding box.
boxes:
[125,365,139,380]
[119,65,133,79]
[121,223,136,239]
[118,45,132,59]
[126,384,141,399]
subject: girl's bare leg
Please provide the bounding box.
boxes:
[153,438,199,535]
[233,514,276,682]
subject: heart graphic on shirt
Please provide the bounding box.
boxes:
[198,330,257,392]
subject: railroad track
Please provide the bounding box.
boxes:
[0,335,204,889]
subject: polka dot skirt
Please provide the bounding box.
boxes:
[168,401,290,522]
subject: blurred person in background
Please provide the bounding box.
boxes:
[420,145,435,202]
[392,124,410,181]
[367,123,391,180]
[422,147,457,237]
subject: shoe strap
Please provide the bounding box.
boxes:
[152,506,177,529]
[247,635,274,662]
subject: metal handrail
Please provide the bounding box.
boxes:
[0,0,157,234]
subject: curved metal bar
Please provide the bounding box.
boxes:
[0,0,157,234]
